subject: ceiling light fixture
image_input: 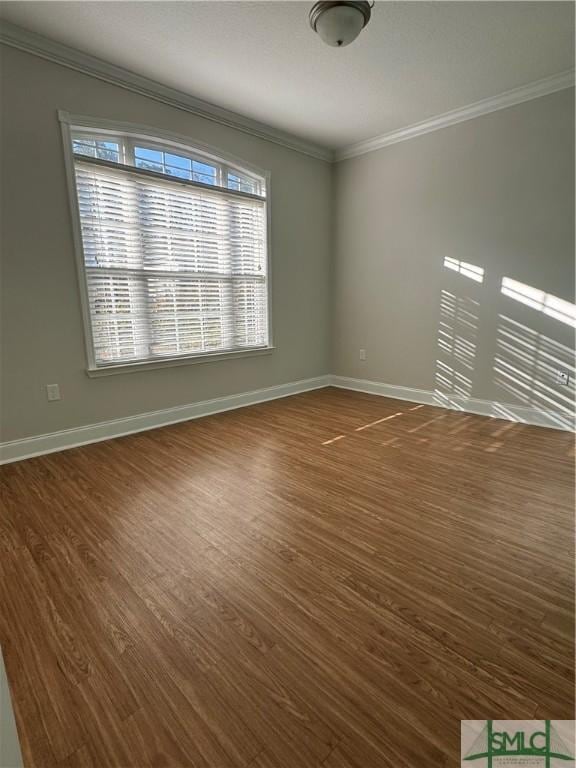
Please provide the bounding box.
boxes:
[309,1,373,48]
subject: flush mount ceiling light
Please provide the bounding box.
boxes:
[309,1,373,48]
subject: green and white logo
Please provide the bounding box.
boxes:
[461,720,575,767]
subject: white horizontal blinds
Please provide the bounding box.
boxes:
[74,149,268,366]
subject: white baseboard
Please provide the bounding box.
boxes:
[0,375,331,464]
[2,372,571,464]
[330,375,574,432]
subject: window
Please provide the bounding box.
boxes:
[67,125,270,369]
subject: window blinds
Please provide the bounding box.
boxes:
[74,156,269,367]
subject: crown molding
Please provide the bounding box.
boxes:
[0,21,333,163]
[2,21,573,165]
[336,69,576,161]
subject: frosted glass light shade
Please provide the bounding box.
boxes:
[314,4,366,47]
[310,1,372,48]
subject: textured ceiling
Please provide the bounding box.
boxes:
[0,1,573,149]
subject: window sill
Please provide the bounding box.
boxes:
[86,346,275,377]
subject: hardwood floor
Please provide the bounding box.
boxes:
[0,387,574,768]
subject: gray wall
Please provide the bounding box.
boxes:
[1,46,573,444]
[0,47,332,441]
[0,647,23,768]
[333,88,575,424]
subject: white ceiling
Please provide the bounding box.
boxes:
[0,1,573,150]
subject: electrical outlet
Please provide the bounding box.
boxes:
[359,348,367,361]
[46,384,61,401]
[556,371,570,386]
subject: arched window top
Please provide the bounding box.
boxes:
[71,126,267,198]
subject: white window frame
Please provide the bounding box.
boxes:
[59,111,274,376]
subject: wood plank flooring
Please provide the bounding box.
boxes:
[0,387,574,768]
